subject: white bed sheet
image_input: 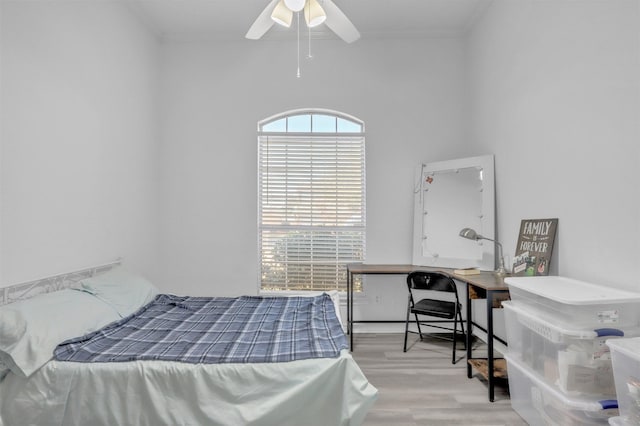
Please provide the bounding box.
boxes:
[0,349,376,426]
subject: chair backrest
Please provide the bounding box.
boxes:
[406,271,457,294]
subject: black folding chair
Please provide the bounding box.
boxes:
[403,271,466,364]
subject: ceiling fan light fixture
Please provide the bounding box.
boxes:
[271,0,293,27]
[304,0,326,27]
[284,0,306,12]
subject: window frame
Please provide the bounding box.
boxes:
[257,108,366,294]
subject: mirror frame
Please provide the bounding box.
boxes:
[412,154,496,270]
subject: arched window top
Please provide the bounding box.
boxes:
[259,109,364,134]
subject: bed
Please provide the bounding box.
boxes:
[0,262,377,426]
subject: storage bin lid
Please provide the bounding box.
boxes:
[505,276,640,305]
[503,301,635,340]
[606,337,640,360]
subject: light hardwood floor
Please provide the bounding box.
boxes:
[351,333,527,426]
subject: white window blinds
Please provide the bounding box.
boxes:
[258,111,365,292]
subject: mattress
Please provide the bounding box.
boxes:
[1,348,376,426]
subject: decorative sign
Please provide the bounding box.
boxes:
[512,218,558,276]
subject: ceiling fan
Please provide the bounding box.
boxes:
[246,0,360,44]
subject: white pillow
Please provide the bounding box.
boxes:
[0,289,121,378]
[0,308,27,348]
[77,267,158,318]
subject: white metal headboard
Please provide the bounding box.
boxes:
[0,259,122,306]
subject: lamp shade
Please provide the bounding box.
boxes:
[271,0,293,27]
[304,0,326,27]
[284,0,306,12]
[460,227,506,274]
[459,228,480,240]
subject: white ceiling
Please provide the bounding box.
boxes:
[128,0,493,41]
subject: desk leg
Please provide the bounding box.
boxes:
[347,268,353,351]
[487,290,495,402]
[347,270,352,350]
[466,284,472,379]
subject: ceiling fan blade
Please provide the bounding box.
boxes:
[322,0,360,43]
[246,0,279,40]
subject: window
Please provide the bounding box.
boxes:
[258,109,365,292]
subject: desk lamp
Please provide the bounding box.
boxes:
[459,228,507,275]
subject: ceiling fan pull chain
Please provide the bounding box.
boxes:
[296,11,301,78]
[308,14,313,59]
[307,1,313,59]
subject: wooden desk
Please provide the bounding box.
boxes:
[346,263,510,402]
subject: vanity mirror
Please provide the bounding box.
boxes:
[412,155,496,270]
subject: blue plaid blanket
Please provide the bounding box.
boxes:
[54,293,347,364]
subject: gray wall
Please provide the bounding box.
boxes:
[158,37,469,297]
[468,0,640,292]
[1,1,161,285]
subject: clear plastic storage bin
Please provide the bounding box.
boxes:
[503,301,637,396]
[505,276,640,329]
[606,338,640,426]
[506,354,619,425]
[608,416,629,425]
